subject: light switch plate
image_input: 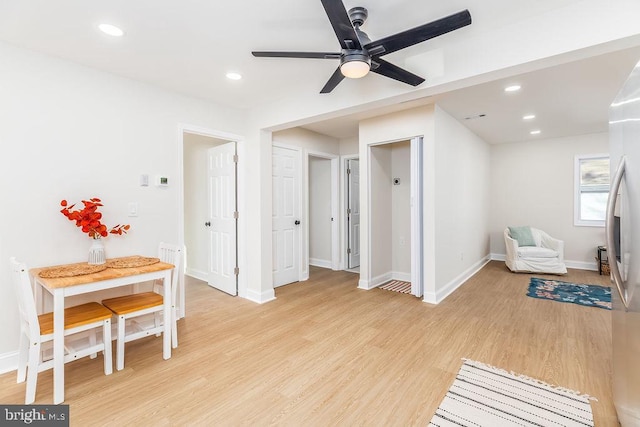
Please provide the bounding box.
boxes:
[128,202,138,217]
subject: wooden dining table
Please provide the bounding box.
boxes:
[30,258,174,404]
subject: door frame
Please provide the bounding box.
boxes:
[410,137,424,297]
[272,142,304,284]
[178,123,247,300]
[341,154,359,271]
[363,137,424,296]
[305,150,340,274]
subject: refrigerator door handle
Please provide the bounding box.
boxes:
[606,156,629,310]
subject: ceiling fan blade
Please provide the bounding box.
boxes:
[364,10,471,57]
[320,0,362,50]
[371,58,425,87]
[252,51,341,59]
[320,67,345,94]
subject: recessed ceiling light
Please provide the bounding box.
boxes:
[226,72,242,80]
[504,85,521,92]
[530,130,541,135]
[98,24,124,37]
[523,114,536,120]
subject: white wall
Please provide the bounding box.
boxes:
[369,145,393,281]
[0,42,243,372]
[309,157,332,267]
[273,128,340,154]
[489,132,608,268]
[431,106,492,302]
[339,137,359,156]
[392,141,412,278]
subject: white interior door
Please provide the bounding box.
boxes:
[347,159,360,268]
[273,145,301,287]
[207,143,237,295]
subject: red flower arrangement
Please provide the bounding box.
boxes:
[60,198,130,239]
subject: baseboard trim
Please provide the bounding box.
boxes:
[358,271,411,290]
[391,271,411,282]
[359,272,392,290]
[490,253,598,271]
[309,258,332,269]
[186,268,207,282]
[565,260,598,271]
[423,255,491,305]
[244,288,276,304]
[490,253,506,261]
[0,351,19,375]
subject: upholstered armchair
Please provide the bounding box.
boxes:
[504,226,567,274]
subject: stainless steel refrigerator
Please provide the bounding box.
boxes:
[608,59,640,426]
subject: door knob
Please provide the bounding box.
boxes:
[294,220,300,225]
[205,221,211,227]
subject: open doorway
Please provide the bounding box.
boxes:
[368,138,423,297]
[308,154,339,270]
[181,129,242,297]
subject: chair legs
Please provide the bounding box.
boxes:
[154,312,162,338]
[116,315,126,371]
[102,319,113,375]
[89,329,97,359]
[16,333,28,384]
[25,340,40,404]
[171,307,178,349]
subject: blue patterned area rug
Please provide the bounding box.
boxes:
[429,359,594,426]
[527,277,611,310]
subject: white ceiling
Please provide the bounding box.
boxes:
[0,0,638,143]
[302,47,640,142]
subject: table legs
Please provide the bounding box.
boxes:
[162,269,172,360]
[53,291,65,404]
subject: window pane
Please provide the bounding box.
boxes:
[580,192,608,221]
[580,158,610,186]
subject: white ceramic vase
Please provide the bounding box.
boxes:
[88,237,106,265]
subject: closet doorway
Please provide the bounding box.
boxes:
[368,137,423,297]
[307,151,339,272]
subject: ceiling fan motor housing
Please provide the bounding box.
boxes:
[340,51,371,68]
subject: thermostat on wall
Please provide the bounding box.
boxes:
[155,175,169,187]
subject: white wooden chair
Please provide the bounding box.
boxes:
[10,257,113,404]
[101,243,182,370]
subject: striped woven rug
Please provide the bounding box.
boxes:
[429,359,594,427]
[379,280,411,294]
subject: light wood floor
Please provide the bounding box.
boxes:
[0,261,617,426]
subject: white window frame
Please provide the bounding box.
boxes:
[574,153,609,227]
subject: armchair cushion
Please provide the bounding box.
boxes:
[517,246,559,258]
[507,226,536,247]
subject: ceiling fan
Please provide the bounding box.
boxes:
[252,0,471,93]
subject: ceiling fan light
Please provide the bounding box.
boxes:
[340,60,370,79]
[340,52,371,79]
